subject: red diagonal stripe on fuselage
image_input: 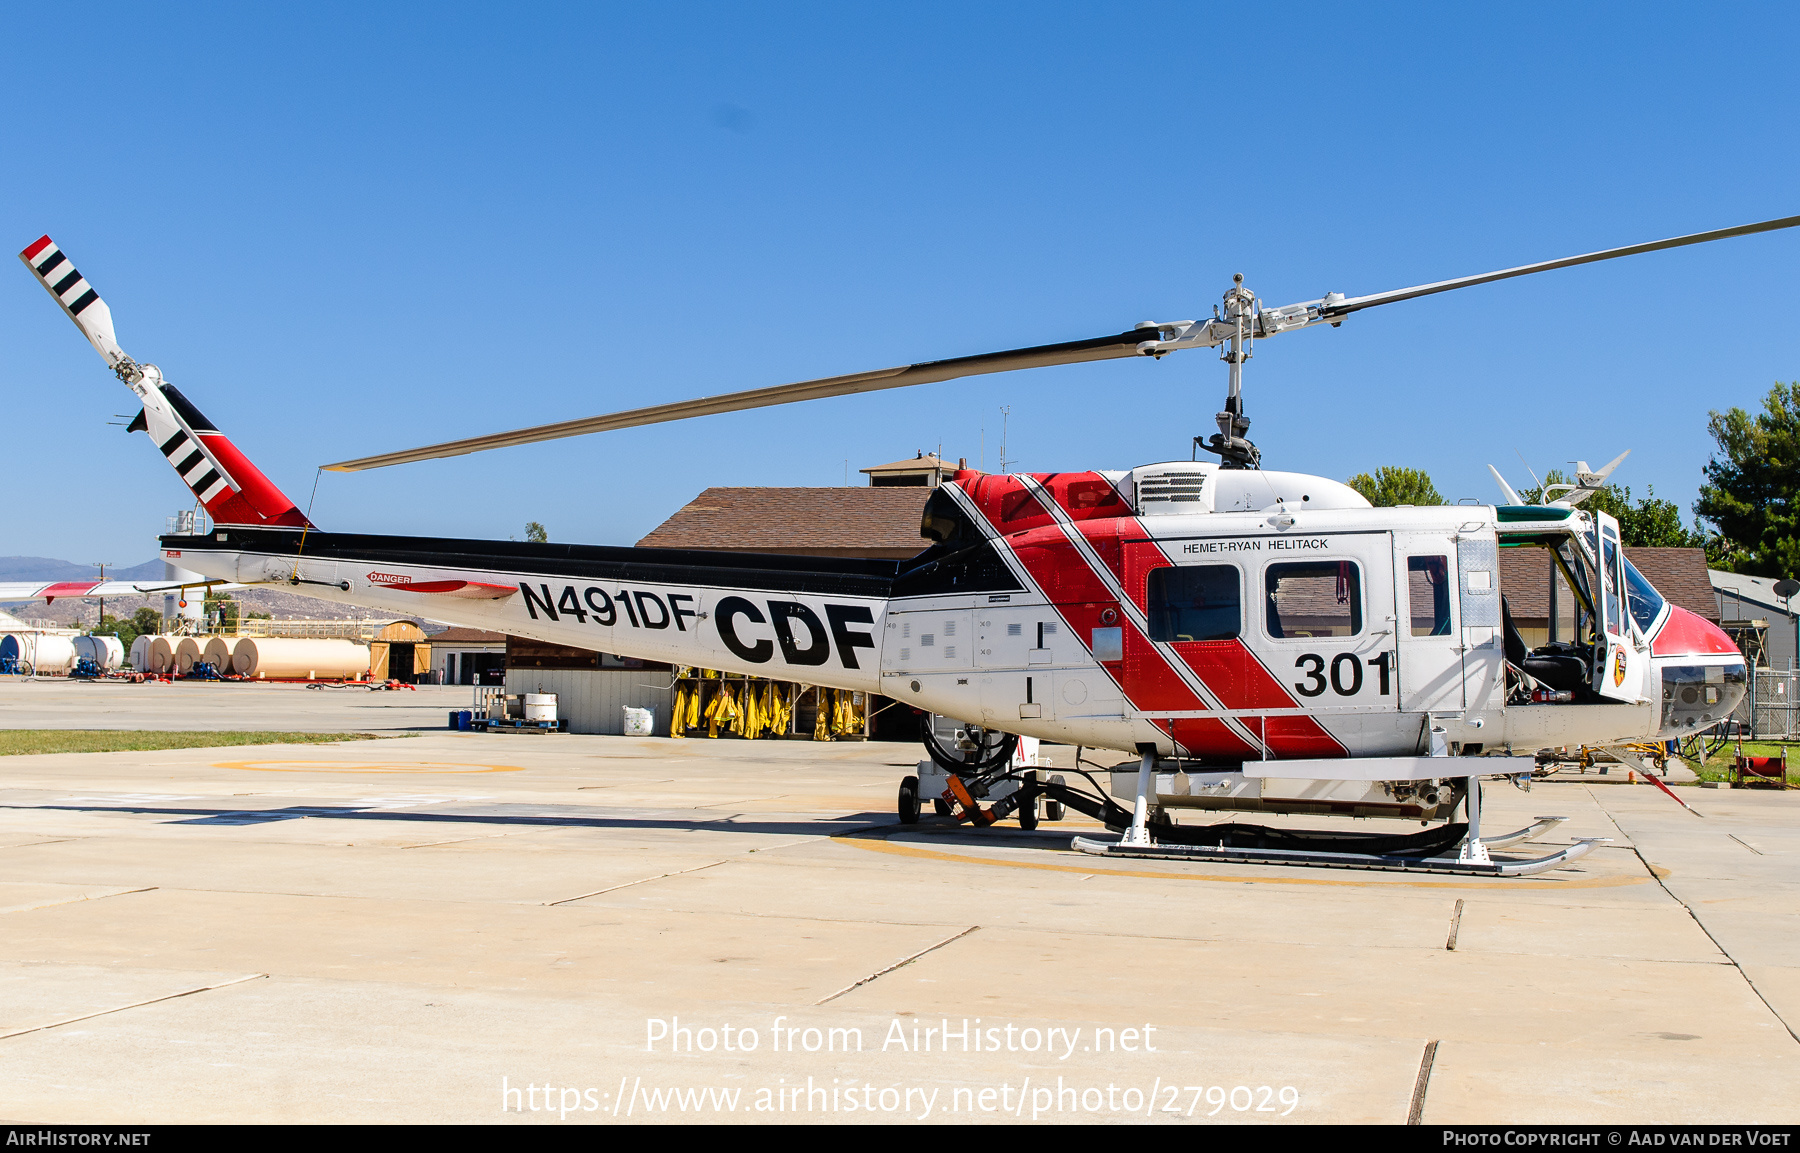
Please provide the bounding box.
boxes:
[1130,533,1349,757]
[1005,528,1256,759]
[960,471,1132,542]
[1073,516,1130,591]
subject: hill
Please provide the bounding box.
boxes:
[0,556,165,581]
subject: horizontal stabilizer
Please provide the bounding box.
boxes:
[0,579,243,604]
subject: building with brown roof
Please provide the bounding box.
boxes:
[859,452,960,488]
[635,487,933,560]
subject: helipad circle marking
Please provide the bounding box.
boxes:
[837,828,1648,890]
[214,759,525,774]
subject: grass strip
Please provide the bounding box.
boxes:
[1691,740,1799,786]
[0,731,389,756]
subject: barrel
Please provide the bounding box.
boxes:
[148,636,175,674]
[174,638,202,675]
[231,637,370,680]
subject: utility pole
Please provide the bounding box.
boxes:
[91,562,112,634]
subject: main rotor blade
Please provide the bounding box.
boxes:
[1322,213,1800,317]
[322,326,1159,472]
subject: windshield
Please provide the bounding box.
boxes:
[1623,557,1667,634]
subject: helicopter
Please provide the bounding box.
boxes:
[20,216,1784,876]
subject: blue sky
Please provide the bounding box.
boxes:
[3,3,1798,563]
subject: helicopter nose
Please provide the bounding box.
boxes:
[1650,606,1748,738]
[1651,605,1740,658]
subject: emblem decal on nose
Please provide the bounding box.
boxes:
[1613,648,1627,687]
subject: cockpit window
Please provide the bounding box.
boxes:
[1623,557,1667,634]
[920,488,969,545]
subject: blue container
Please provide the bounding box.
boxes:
[456,709,473,731]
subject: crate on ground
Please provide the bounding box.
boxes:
[478,692,564,734]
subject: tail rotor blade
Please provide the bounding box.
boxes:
[18,236,132,375]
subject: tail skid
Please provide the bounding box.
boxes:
[20,235,312,529]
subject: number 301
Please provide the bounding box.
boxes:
[1293,652,1391,697]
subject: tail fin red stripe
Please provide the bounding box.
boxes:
[196,433,311,528]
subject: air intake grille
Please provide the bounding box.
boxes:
[1134,468,1214,515]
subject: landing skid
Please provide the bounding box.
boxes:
[907,756,1600,878]
[1070,832,1604,877]
[1480,816,1568,849]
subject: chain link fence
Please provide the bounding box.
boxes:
[1732,669,1800,739]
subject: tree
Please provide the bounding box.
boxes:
[524,521,548,543]
[1346,466,1442,507]
[1694,382,1800,578]
[1586,485,1707,549]
[205,595,240,629]
[96,607,166,656]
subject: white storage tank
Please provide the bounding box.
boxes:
[232,637,370,680]
[148,636,176,674]
[73,635,125,670]
[128,634,152,671]
[174,637,202,675]
[24,635,77,675]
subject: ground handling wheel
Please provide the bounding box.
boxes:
[898,775,921,824]
[1046,774,1066,821]
[932,797,953,817]
[1016,769,1040,829]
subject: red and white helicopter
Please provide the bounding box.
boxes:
[20,218,1785,875]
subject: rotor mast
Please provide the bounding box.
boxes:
[1203,273,1261,470]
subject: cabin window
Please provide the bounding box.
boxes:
[1406,556,1453,636]
[1147,565,1240,642]
[1266,561,1362,639]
